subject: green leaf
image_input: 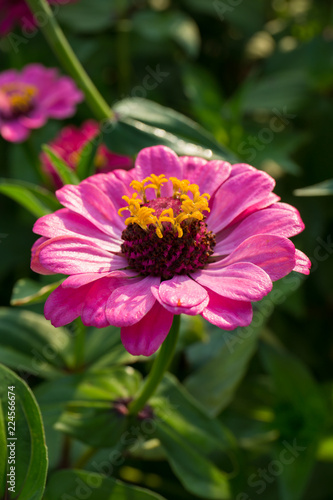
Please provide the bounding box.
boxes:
[260,343,328,500]
[184,324,261,417]
[155,421,231,499]
[52,367,142,447]
[76,136,100,181]
[294,178,333,196]
[0,178,60,218]
[35,368,141,466]
[10,278,63,306]
[241,70,310,113]
[0,308,72,378]
[42,145,80,186]
[104,98,235,161]
[44,469,166,500]
[0,364,48,500]
[153,374,235,454]
[151,374,233,499]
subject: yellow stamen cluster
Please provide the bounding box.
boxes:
[118,175,210,239]
[1,83,37,113]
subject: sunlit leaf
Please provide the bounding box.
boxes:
[0,308,72,378]
[0,178,60,218]
[104,98,235,161]
[294,178,333,196]
[42,146,79,186]
[76,136,100,181]
[10,278,63,306]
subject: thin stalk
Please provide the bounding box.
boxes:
[128,315,180,415]
[25,0,112,121]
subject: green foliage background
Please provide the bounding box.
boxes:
[0,1,333,499]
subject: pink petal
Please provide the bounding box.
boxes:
[0,121,30,143]
[215,203,305,255]
[22,64,57,83]
[154,275,209,315]
[38,235,127,275]
[106,276,160,327]
[39,77,83,118]
[135,146,182,197]
[81,276,128,328]
[83,171,135,211]
[20,110,47,129]
[211,234,296,281]
[31,237,57,275]
[230,192,280,226]
[62,269,137,289]
[293,249,311,275]
[0,70,19,86]
[192,262,272,301]
[33,208,121,253]
[120,301,174,356]
[201,288,253,330]
[56,183,124,238]
[61,273,112,288]
[180,157,231,197]
[45,281,92,327]
[228,163,257,177]
[112,168,136,185]
[207,169,276,233]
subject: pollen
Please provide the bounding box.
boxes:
[0,82,37,117]
[119,174,216,278]
[118,175,211,239]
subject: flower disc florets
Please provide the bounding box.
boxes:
[0,82,37,120]
[119,174,216,278]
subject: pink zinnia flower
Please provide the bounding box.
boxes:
[31,146,311,356]
[0,64,83,142]
[40,120,133,189]
[0,0,77,35]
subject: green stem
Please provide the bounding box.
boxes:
[128,315,181,416]
[25,0,113,121]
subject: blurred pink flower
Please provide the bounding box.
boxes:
[0,64,83,142]
[31,145,311,356]
[0,0,77,35]
[40,120,133,189]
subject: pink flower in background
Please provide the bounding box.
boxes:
[40,120,133,189]
[0,64,83,142]
[0,0,77,35]
[31,145,311,356]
